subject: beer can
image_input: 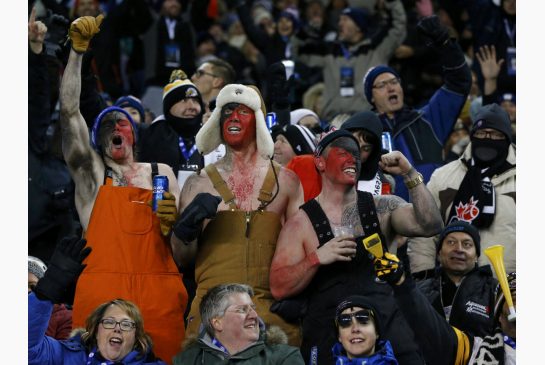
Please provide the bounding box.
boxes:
[152,175,169,212]
[381,132,393,153]
[266,112,277,131]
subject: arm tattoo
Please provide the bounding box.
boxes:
[375,195,409,215]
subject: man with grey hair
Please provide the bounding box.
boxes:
[170,83,304,344]
[173,283,304,364]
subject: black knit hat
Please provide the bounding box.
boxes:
[335,295,382,336]
[276,125,317,155]
[437,220,481,257]
[315,129,359,156]
[341,7,369,34]
[471,103,512,143]
[162,70,204,118]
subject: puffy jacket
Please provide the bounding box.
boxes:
[173,325,304,365]
[408,143,516,275]
[28,293,166,365]
[417,266,498,338]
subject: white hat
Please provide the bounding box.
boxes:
[196,84,274,160]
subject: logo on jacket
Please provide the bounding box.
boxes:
[465,300,490,319]
[454,197,480,222]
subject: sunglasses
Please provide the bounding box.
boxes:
[336,309,373,328]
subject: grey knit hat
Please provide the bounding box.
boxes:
[28,256,47,279]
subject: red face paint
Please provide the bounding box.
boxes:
[324,147,358,185]
[108,119,135,161]
[222,105,257,149]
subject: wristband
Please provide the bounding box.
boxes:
[404,172,424,189]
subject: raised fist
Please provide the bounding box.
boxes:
[69,14,104,53]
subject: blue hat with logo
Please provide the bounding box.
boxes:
[341,7,369,34]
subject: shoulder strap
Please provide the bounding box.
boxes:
[151,162,159,178]
[356,190,388,252]
[204,164,237,210]
[301,199,335,247]
[258,160,281,210]
[103,167,114,186]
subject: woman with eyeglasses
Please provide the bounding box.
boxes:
[333,296,398,365]
[29,236,167,365]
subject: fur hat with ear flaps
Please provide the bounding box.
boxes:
[195,84,274,160]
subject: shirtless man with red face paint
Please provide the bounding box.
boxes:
[269,129,444,364]
[170,84,304,345]
[59,15,188,364]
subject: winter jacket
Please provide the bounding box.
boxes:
[393,276,514,365]
[28,292,167,365]
[379,39,471,201]
[172,325,304,365]
[298,0,407,121]
[332,340,398,364]
[408,143,516,275]
[417,266,498,338]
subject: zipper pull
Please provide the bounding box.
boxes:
[245,212,251,238]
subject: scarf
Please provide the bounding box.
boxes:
[166,113,203,139]
[332,340,398,365]
[472,327,510,365]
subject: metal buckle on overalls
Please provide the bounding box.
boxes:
[181,164,200,172]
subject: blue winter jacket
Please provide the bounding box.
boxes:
[332,340,398,364]
[28,292,167,365]
[379,39,471,201]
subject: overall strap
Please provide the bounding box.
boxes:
[204,164,237,210]
[103,167,114,186]
[150,162,159,178]
[300,199,335,247]
[258,160,281,210]
[356,190,388,252]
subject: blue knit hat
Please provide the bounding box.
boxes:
[437,220,481,257]
[341,7,369,33]
[362,65,400,105]
[91,106,138,152]
[114,95,145,123]
[278,7,300,32]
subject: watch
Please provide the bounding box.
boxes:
[404,172,424,189]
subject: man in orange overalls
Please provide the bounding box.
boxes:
[59,15,187,364]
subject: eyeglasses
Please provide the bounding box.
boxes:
[336,309,373,328]
[360,144,373,153]
[100,318,136,331]
[473,130,506,140]
[195,69,218,78]
[226,303,257,315]
[372,77,400,90]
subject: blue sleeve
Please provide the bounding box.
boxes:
[28,292,63,365]
[420,87,466,145]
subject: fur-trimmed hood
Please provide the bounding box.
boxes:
[182,324,289,349]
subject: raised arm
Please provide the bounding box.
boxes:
[59,16,105,200]
[378,151,443,237]
[374,0,408,58]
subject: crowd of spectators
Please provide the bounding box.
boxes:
[27,0,516,364]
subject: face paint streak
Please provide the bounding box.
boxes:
[325,147,357,185]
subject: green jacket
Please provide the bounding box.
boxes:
[172,326,304,365]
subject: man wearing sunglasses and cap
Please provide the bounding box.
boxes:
[59,15,188,363]
[270,129,443,364]
[333,295,398,364]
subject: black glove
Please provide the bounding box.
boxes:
[373,252,404,285]
[34,236,91,304]
[416,15,450,48]
[173,193,222,243]
[267,62,290,108]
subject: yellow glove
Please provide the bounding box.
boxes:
[155,191,178,236]
[69,14,104,53]
[373,252,404,285]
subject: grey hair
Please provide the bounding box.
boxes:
[200,283,254,337]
